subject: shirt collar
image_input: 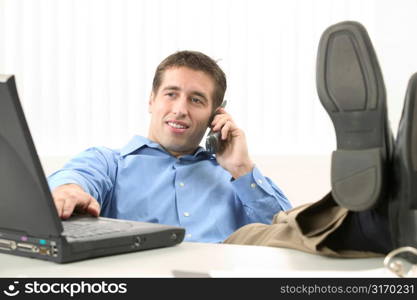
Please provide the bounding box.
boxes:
[120,135,215,160]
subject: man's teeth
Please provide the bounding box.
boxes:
[168,122,187,129]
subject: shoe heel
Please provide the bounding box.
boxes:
[331,148,384,211]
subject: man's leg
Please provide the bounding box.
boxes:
[226,22,416,256]
[325,209,392,254]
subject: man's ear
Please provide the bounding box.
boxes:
[148,92,155,113]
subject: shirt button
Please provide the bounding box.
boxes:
[186,234,192,238]
[250,183,257,188]
[179,182,185,187]
[257,179,263,184]
[183,212,190,217]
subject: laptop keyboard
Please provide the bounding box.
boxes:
[62,218,134,238]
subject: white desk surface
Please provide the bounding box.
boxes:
[0,242,393,278]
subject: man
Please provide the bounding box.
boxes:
[47,51,291,243]
[224,21,417,258]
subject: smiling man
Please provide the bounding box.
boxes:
[47,51,291,243]
[148,67,215,158]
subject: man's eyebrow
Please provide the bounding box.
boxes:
[162,86,181,91]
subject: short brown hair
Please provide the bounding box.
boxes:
[152,50,227,109]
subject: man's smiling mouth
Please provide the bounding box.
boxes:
[166,121,189,130]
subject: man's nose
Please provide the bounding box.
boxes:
[172,97,188,117]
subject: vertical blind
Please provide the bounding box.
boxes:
[1,0,415,157]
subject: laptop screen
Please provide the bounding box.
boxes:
[0,75,63,237]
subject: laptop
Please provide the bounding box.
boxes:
[0,75,185,263]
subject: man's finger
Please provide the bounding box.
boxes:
[211,109,229,124]
[212,115,232,132]
[61,198,77,219]
[86,197,101,217]
[54,198,65,218]
[221,121,232,140]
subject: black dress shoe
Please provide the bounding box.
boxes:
[390,73,417,249]
[316,21,393,211]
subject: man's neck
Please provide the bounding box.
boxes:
[146,136,199,158]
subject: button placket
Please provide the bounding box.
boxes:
[175,161,192,236]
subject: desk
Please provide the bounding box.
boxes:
[0,242,392,277]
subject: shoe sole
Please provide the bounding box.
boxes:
[316,21,387,211]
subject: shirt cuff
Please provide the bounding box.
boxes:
[231,166,276,204]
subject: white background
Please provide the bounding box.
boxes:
[0,0,416,158]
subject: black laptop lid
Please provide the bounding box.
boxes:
[0,75,63,237]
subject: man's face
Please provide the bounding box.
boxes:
[148,66,214,157]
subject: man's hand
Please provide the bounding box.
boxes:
[211,107,254,179]
[52,184,100,219]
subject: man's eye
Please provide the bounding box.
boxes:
[191,97,202,104]
[166,92,175,98]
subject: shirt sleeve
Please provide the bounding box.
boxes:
[231,166,292,224]
[47,147,118,205]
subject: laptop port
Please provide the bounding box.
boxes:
[0,239,17,251]
[16,242,39,253]
[38,246,51,256]
[51,245,59,257]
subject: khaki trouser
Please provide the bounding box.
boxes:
[224,192,383,258]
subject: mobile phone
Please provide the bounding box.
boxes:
[205,100,227,154]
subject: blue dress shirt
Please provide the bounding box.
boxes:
[47,135,291,243]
